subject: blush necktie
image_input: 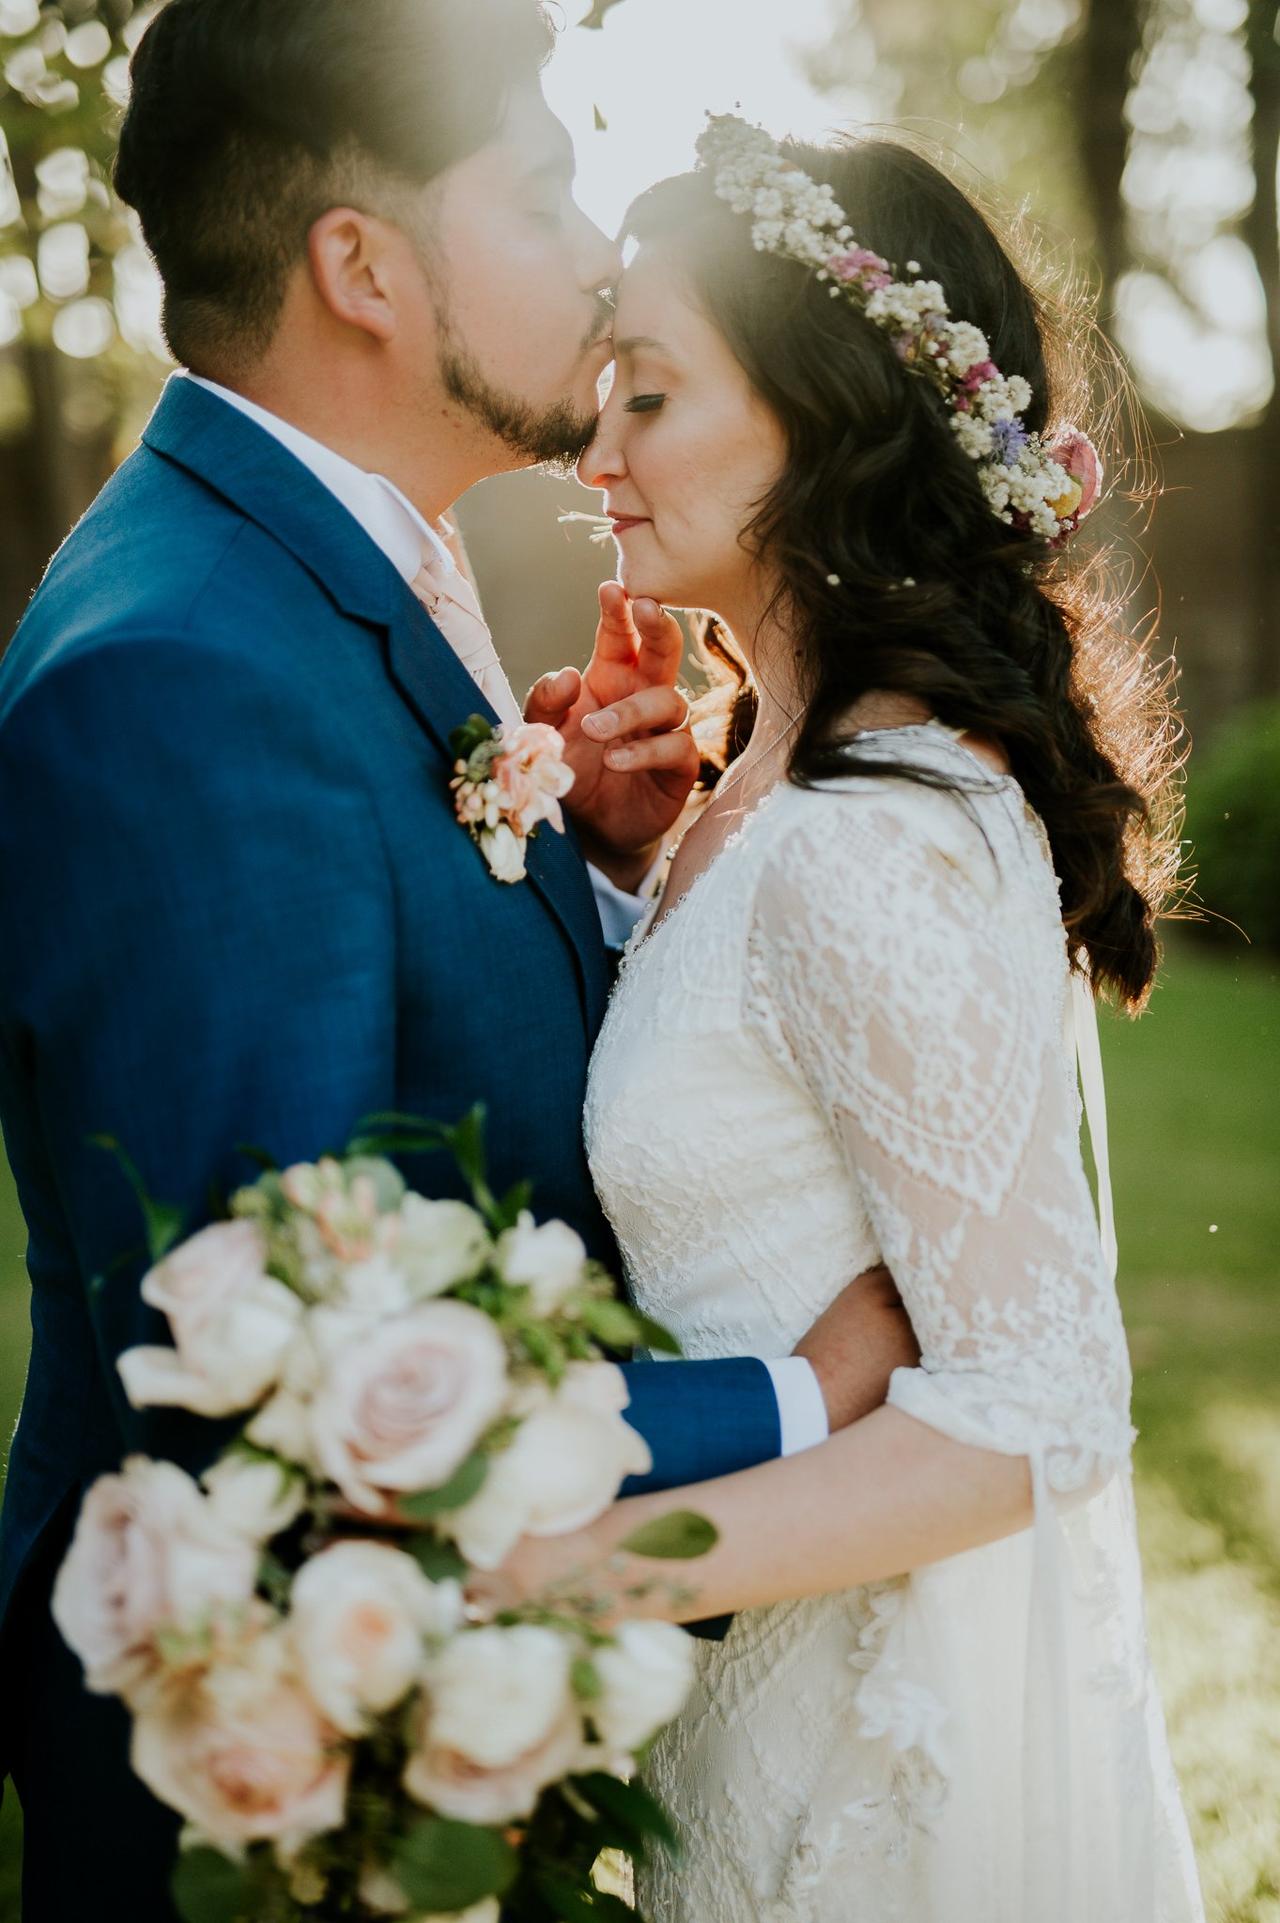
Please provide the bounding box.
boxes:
[408,541,523,733]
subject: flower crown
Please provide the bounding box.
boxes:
[695,115,1102,547]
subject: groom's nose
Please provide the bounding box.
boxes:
[570,204,623,306]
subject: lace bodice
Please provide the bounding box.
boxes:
[584,728,1202,1923]
[588,730,1132,1480]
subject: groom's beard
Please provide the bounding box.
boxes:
[434,297,611,474]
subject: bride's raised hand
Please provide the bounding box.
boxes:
[524,582,700,890]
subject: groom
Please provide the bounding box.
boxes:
[0,0,914,1914]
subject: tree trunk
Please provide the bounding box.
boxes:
[1078,0,1145,322]
[1244,3,1280,700]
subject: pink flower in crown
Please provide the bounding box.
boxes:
[1049,427,1104,520]
[961,359,998,395]
[828,246,892,290]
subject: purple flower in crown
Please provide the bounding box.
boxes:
[991,417,1030,464]
[828,246,892,290]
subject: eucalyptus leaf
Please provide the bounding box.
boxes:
[618,1509,719,1560]
[406,1534,469,1584]
[398,1451,489,1519]
[393,1817,517,1913]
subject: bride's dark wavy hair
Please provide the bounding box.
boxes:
[626,137,1183,1010]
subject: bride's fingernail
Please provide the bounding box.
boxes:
[584,711,619,739]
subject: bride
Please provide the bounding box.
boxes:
[501,120,1204,1921]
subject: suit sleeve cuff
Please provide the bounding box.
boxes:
[763,1357,830,1456]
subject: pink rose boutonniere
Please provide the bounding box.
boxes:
[449,715,575,884]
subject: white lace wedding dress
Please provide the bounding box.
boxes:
[584,727,1204,1923]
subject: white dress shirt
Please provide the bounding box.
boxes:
[183,372,829,1457]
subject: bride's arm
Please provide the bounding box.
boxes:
[495,788,1132,1621]
[499,1403,1030,1622]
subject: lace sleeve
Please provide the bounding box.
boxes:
[746,780,1133,1495]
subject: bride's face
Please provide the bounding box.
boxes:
[577,245,788,620]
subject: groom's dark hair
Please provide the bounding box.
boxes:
[114,0,555,373]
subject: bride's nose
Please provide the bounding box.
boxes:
[576,399,627,491]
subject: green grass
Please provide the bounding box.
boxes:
[0,939,1275,1920]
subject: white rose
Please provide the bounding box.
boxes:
[592,1621,696,1753]
[429,1626,572,1767]
[51,1457,258,1701]
[309,1301,509,1515]
[131,1628,350,1855]
[289,1541,460,1737]
[404,1626,582,1823]
[393,1196,492,1300]
[201,1453,307,1543]
[448,1364,652,1570]
[118,1220,303,1418]
[246,1325,326,1468]
[495,1212,587,1315]
[335,1251,414,1315]
[479,822,527,884]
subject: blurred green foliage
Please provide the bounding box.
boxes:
[1184,703,1280,956]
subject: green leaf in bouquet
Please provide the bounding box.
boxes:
[492,1176,534,1233]
[570,1772,681,1860]
[632,1312,683,1357]
[233,1142,279,1174]
[398,1450,489,1519]
[571,1656,604,1703]
[171,1847,255,1923]
[90,1134,186,1264]
[405,1534,469,1583]
[393,1816,517,1913]
[618,1510,719,1560]
[518,1319,568,1384]
[578,1299,644,1352]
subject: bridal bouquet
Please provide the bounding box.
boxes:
[54,1110,709,1923]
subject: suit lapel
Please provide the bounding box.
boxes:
[383,597,609,1037]
[143,375,608,1036]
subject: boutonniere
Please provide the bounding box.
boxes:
[450,714,575,884]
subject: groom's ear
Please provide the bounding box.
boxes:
[306,208,402,345]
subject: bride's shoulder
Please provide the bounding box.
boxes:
[753,743,1028,926]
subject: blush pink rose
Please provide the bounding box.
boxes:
[1049,426,1104,520]
[131,1628,350,1855]
[288,1541,460,1736]
[495,723,574,838]
[404,1626,583,1823]
[308,1301,510,1515]
[51,1457,259,1701]
[119,1218,302,1418]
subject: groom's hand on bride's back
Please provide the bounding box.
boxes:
[524,582,699,892]
[794,1266,921,1431]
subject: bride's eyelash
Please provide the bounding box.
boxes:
[624,393,666,414]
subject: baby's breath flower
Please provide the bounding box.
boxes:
[695,113,1101,549]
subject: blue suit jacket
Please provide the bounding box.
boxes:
[0,376,781,1664]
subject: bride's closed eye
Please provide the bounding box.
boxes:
[624,393,666,414]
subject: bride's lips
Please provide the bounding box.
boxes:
[609,515,651,535]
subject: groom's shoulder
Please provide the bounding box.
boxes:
[0,439,354,726]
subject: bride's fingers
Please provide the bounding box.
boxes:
[632,596,685,687]
[524,665,581,724]
[582,684,690,743]
[592,579,641,666]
